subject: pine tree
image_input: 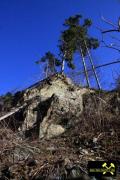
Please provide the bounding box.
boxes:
[36,51,61,78]
[59,14,99,86]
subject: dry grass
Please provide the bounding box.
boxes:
[0,90,120,179]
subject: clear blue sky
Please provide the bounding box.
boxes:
[0,0,120,95]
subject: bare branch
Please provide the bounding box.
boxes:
[95,26,120,42]
[101,16,120,34]
[101,40,120,52]
[71,59,120,76]
[102,29,120,34]
[101,15,118,28]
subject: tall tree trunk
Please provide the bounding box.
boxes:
[79,46,90,88]
[61,58,65,74]
[84,40,101,90]
[61,52,66,74]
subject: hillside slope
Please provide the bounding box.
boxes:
[0,74,120,179]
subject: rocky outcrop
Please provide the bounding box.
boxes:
[0,74,93,138]
[1,74,120,140]
[21,74,93,139]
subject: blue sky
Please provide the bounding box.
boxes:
[0,0,120,95]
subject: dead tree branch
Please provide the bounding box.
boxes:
[101,40,120,52]
[71,59,120,76]
[101,16,118,28]
[101,16,120,34]
[102,29,120,34]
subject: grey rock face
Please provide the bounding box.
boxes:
[39,93,83,139]
[22,75,93,139]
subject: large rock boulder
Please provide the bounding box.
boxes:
[22,74,93,139]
